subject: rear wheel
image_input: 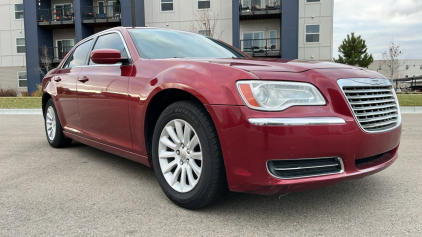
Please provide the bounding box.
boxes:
[152,101,227,209]
[44,99,72,148]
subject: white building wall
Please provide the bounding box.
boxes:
[298,0,333,61]
[0,0,26,92]
[144,0,232,44]
[368,59,422,80]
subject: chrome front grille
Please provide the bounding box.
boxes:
[338,79,401,133]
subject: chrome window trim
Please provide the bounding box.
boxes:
[337,78,402,133]
[248,117,346,126]
[266,157,345,180]
[60,30,132,69]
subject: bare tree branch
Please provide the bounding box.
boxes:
[35,45,53,77]
[189,9,224,40]
[380,39,406,84]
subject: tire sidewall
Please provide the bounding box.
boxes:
[152,103,215,205]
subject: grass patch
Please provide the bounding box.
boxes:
[397,94,422,106]
[0,97,42,109]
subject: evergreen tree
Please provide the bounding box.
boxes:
[334,33,374,67]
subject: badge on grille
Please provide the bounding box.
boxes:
[352,78,389,85]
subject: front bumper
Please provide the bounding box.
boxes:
[205,105,401,195]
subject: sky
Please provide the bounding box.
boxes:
[333,0,422,60]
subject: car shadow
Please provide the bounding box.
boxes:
[65,141,391,217]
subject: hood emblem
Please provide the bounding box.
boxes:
[352,78,388,85]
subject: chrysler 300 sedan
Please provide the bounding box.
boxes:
[42,27,401,209]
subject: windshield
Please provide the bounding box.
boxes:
[128,29,247,59]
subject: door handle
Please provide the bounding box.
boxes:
[78,76,89,83]
[53,77,62,82]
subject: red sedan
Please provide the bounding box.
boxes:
[42,27,401,209]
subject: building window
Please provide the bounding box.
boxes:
[18,72,27,87]
[198,0,211,9]
[15,4,24,19]
[406,65,409,69]
[161,0,174,11]
[16,38,25,53]
[306,0,320,2]
[305,25,320,43]
[198,30,211,37]
[242,32,264,51]
[378,65,381,70]
[420,65,422,69]
[269,30,277,48]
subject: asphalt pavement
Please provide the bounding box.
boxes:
[1,114,421,236]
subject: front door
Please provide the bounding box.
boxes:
[77,32,133,151]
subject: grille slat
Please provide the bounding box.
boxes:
[354,108,398,117]
[361,119,397,129]
[340,81,399,132]
[349,98,396,105]
[358,114,398,123]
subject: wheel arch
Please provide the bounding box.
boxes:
[144,88,206,157]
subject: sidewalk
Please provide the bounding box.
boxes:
[1,107,421,115]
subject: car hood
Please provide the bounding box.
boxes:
[201,58,358,73]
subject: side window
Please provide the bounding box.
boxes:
[89,33,128,65]
[63,39,93,68]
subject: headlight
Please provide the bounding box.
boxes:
[236,80,326,111]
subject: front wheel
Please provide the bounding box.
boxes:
[152,101,227,209]
[44,99,72,148]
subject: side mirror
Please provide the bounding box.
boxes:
[91,49,122,64]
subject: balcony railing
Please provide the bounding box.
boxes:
[39,46,73,63]
[240,0,280,12]
[37,8,74,25]
[81,5,121,22]
[239,0,281,19]
[240,38,281,57]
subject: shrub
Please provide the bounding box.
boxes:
[31,84,43,97]
[0,87,18,97]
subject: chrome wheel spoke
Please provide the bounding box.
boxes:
[188,135,199,150]
[189,151,202,161]
[159,150,176,159]
[160,136,176,149]
[162,160,177,174]
[187,165,196,187]
[175,121,184,143]
[189,161,201,177]
[183,124,191,146]
[180,166,187,191]
[171,166,182,186]
[165,126,180,144]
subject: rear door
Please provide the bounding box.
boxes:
[76,32,133,151]
[54,39,94,132]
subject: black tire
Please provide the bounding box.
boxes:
[44,99,72,148]
[152,101,228,209]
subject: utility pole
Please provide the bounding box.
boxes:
[131,0,136,27]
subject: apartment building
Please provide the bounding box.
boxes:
[368,59,422,88]
[0,0,26,94]
[15,0,333,94]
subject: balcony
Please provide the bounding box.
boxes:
[240,38,281,57]
[37,8,75,29]
[239,0,281,20]
[39,46,73,64]
[81,5,121,27]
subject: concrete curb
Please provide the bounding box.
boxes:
[0,109,42,115]
[0,107,421,115]
[400,107,422,113]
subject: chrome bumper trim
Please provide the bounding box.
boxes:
[248,117,346,126]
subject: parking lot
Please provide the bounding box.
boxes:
[1,113,421,236]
